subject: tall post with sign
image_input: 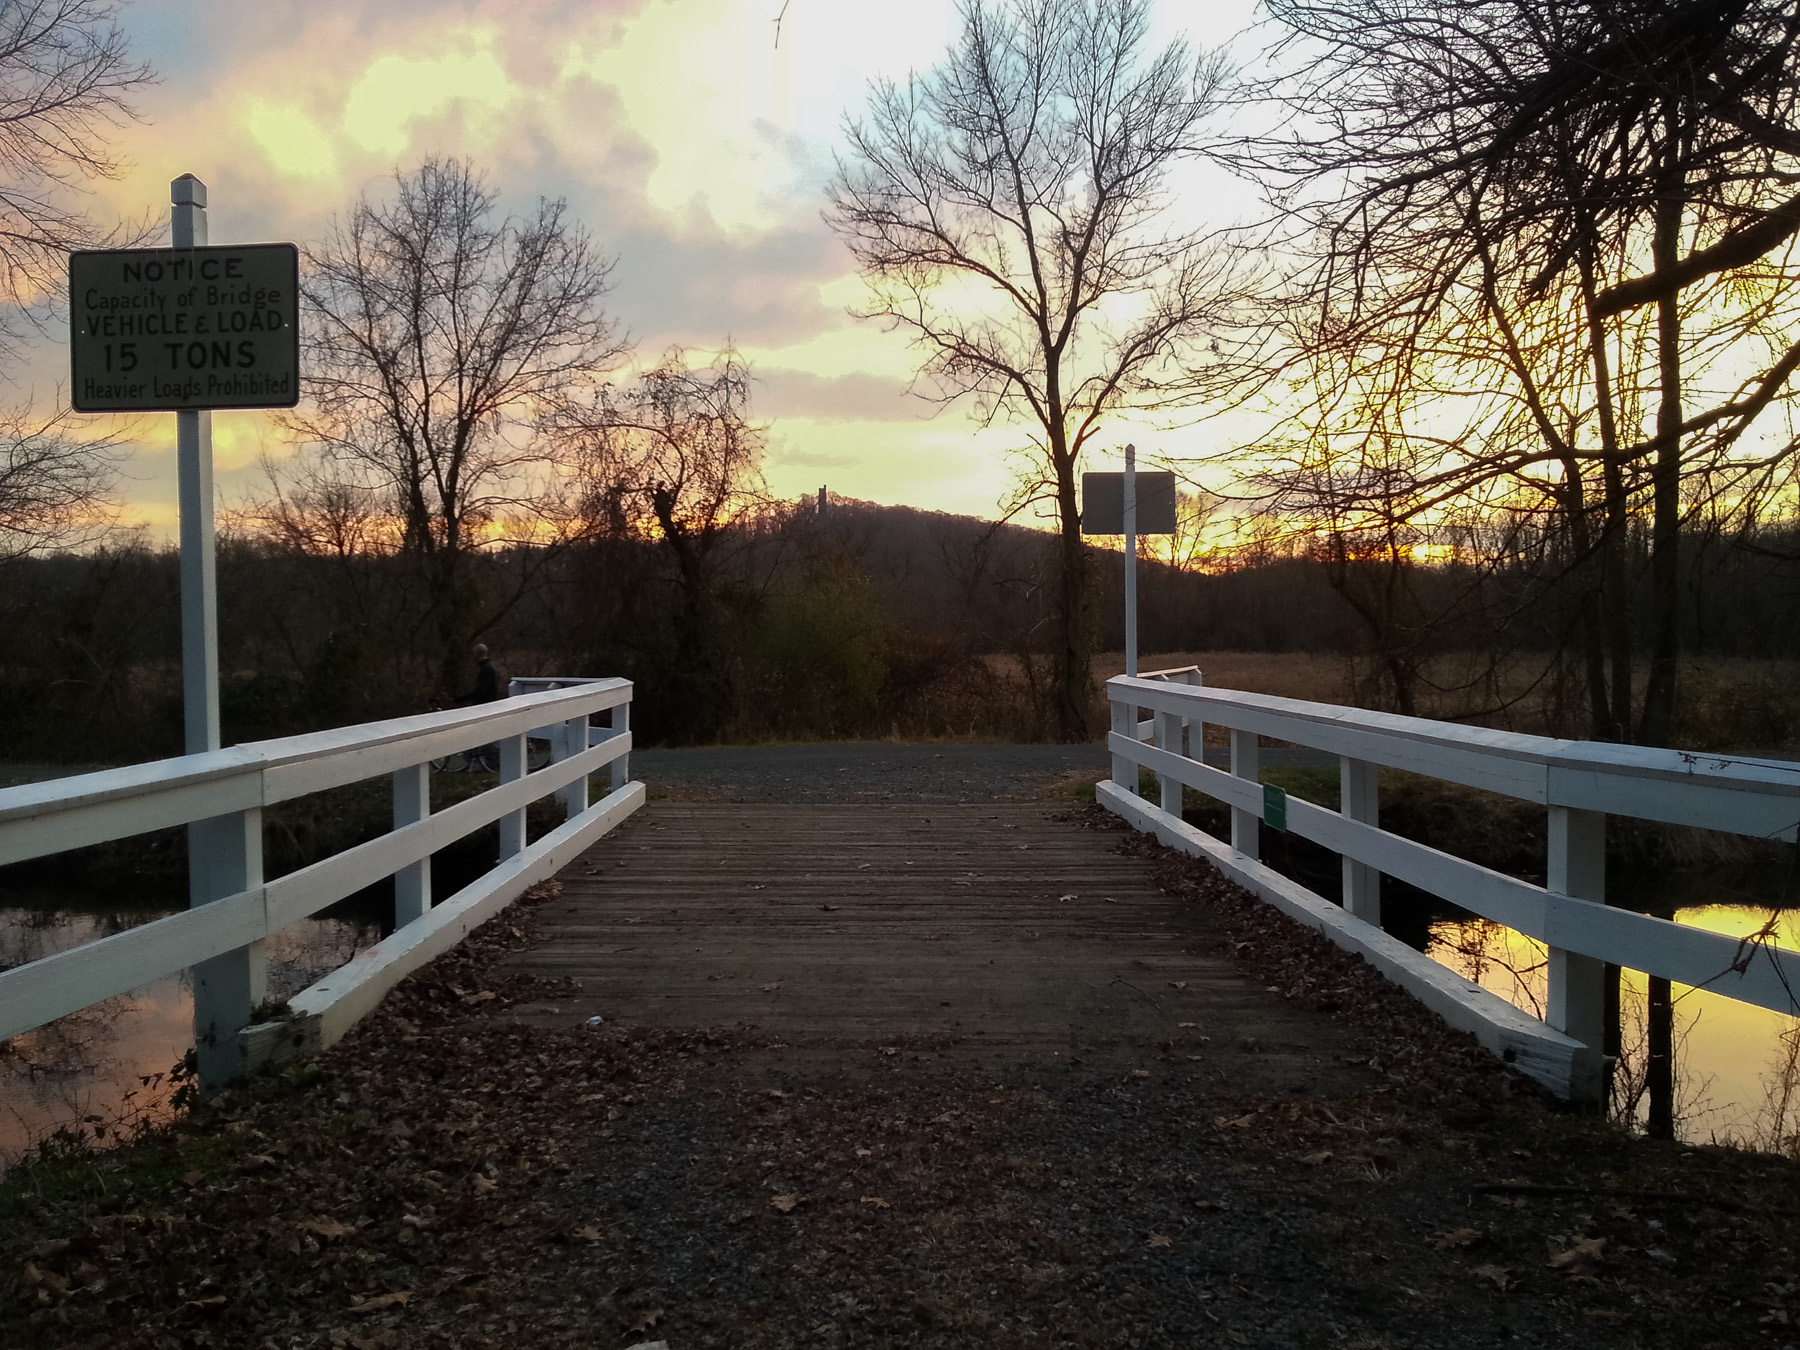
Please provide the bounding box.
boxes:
[1123,444,1138,678]
[1080,454,1177,675]
[69,175,301,1085]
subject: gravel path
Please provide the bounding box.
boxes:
[631,743,1111,803]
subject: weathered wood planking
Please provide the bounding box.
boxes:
[501,802,1372,1085]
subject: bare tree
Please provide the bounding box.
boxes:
[0,403,120,557]
[826,0,1237,739]
[1226,0,1800,746]
[550,346,768,739]
[277,158,627,689]
[0,0,151,351]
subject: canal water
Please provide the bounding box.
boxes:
[0,893,379,1167]
[1427,896,1800,1151]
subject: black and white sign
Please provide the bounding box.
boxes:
[69,243,300,412]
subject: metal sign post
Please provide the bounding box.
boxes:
[171,175,218,756]
[1080,453,1177,677]
[1123,444,1138,677]
[68,174,302,1084]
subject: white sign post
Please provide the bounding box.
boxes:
[1124,444,1138,678]
[1080,450,1177,678]
[68,174,301,1084]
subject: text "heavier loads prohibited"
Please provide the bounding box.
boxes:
[69,243,300,413]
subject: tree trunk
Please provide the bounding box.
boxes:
[1639,107,1687,747]
[1646,974,1676,1140]
[1053,460,1091,742]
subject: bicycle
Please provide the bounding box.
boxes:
[428,738,556,774]
[429,743,500,774]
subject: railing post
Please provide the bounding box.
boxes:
[1340,756,1381,926]
[610,699,631,793]
[189,807,264,1088]
[1156,707,1182,818]
[1110,693,1134,795]
[556,714,588,819]
[393,763,430,926]
[1547,805,1608,1105]
[1229,728,1260,859]
[1184,668,1204,768]
[498,732,527,860]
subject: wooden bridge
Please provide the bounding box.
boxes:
[3,670,1800,1108]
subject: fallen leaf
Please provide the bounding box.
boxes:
[572,1225,603,1243]
[1193,1199,1226,1212]
[1549,1237,1608,1277]
[930,1111,960,1124]
[459,990,496,1005]
[1104,897,1118,904]
[181,1170,206,1185]
[348,1291,413,1315]
[627,1308,664,1334]
[761,982,781,992]
[1214,1113,1258,1129]
[770,1193,800,1213]
[854,1147,872,1158]
[1147,1233,1173,1249]
[1178,1022,1198,1029]
[23,1264,67,1296]
[1470,1264,1512,1291]
[878,1046,899,1057]
[1431,1228,1483,1250]
[472,1174,497,1193]
[1168,980,1188,990]
[1131,1069,1151,1079]
[299,1218,356,1240]
[765,1089,788,1100]
[859,1196,891,1209]
[1058,893,1077,902]
[186,1294,227,1309]
[1301,1150,1334,1166]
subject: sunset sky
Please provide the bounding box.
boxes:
[27,0,1259,539]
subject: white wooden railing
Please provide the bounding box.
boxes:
[1101,668,1800,1101]
[0,679,642,1086]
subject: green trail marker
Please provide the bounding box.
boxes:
[1262,782,1288,832]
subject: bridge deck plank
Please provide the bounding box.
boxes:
[501,802,1367,1084]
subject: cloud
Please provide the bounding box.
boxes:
[49,0,1106,537]
[753,369,934,423]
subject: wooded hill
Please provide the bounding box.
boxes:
[1,492,1797,762]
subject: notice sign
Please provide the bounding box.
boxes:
[69,243,300,412]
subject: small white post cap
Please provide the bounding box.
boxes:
[171,174,207,208]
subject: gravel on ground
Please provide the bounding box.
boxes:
[631,743,1110,803]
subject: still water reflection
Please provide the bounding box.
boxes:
[1428,904,1800,1150]
[0,900,378,1167]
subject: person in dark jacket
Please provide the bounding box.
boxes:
[464,643,502,705]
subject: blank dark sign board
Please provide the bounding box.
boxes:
[1081,471,1177,535]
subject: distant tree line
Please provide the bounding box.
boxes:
[3,489,1798,763]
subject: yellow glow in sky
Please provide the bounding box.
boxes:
[343,35,518,158]
[241,100,337,181]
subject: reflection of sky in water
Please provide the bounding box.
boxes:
[0,906,378,1167]
[1428,906,1800,1149]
